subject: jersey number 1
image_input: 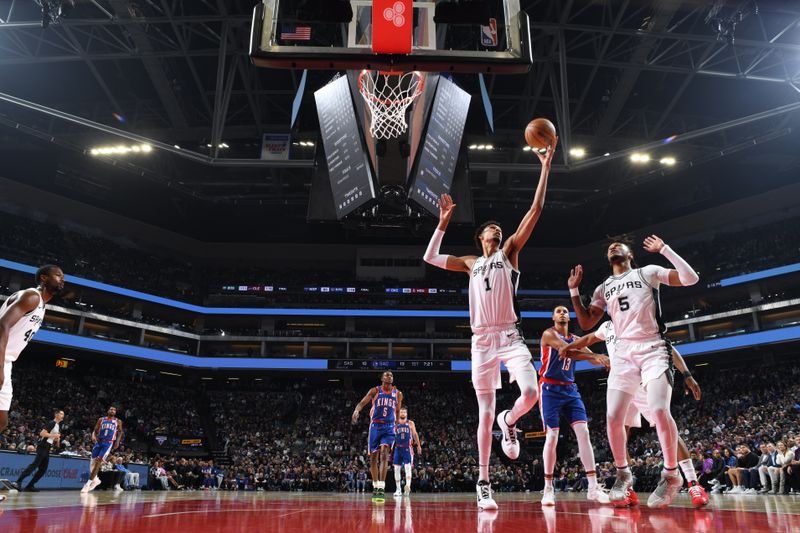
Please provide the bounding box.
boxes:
[484,278,491,291]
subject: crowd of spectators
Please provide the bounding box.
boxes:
[209,359,800,495]
[3,356,800,495]
[0,363,204,460]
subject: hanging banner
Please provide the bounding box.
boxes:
[260,133,291,160]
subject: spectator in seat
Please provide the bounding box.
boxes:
[772,440,794,494]
[116,457,139,490]
[702,449,725,492]
[784,435,800,493]
[716,448,737,493]
[732,444,760,494]
[151,461,170,490]
[757,443,776,494]
[356,469,367,493]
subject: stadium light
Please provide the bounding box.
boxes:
[522,146,532,152]
[90,143,153,156]
[630,152,650,163]
[660,156,676,166]
[569,147,586,158]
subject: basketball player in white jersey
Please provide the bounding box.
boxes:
[423,138,557,510]
[562,320,709,508]
[568,236,698,508]
[0,265,64,434]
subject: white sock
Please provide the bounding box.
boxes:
[376,481,384,490]
[545,477,553,489]
[587,474,598,490]
[394,465,402,486]
[678,458,697,483]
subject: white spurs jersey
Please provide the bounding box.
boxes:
[468,250,520,331]
[0,288,45,363]
[594,320,617,360]
[589,265,671,341]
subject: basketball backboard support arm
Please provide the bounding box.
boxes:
[249,0,532,74]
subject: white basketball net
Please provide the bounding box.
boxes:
[358,70,425,140]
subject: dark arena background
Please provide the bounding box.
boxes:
[1,0,800,531]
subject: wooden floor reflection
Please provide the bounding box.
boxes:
[0,490,798,532]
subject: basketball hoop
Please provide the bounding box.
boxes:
[358,70,424,139]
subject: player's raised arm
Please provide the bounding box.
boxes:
[352,387,378,424]
[0,290,40,388]
[423,194,476,273]
[567,265,605,330]
[642,235,699,287]
[503,137,558,264]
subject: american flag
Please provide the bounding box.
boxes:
[280,25,311,41]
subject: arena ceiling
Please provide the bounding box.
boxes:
[0,0,799,245]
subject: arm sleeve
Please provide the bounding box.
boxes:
[589,284,606,310]
[423,229,449,269]
[594,321,609,341]
[640,264,671,288]
[660,245,700,286]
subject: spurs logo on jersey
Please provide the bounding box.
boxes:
[0,289,45,363]
[468,250,520,330]
[590,265,669,341]
[596,320,617,360]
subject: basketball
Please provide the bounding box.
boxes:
[525,118,557,149]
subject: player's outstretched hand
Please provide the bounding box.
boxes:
[592,354,611,370]
[438,194,456,223]
[351,410,359,425]
[684,376,702,401]
[567,265,583,289]
[643,234,665,253]
[535,136,558,169]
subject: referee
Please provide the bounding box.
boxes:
[15,409,64,492]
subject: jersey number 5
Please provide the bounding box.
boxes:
[382,407,388,417]
[619,296,630,311]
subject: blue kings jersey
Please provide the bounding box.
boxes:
[395,422,411,446]
[97,417,118,442]
[370,386,398,424]
[540,328,577,382]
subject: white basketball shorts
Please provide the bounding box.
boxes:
[471,325,535,391]
[608,337,671,396]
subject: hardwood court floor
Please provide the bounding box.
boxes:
[1,489,798,532]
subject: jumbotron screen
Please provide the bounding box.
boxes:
[314,75,376,219]
[408,76,471,216]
